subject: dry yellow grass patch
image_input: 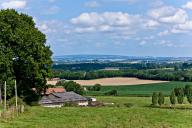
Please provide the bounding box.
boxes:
[73,77,168,86]
[47,80,58,85]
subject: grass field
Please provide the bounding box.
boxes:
[85,81,192,96]
[1,96,192,128]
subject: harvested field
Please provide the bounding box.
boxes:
[47,80,58,85]
[73,77,168,86]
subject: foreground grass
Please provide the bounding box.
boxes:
[1,97,192,128]
[85,81,192,96]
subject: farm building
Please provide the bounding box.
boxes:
[39,92,89,107]
[45,87,66,94]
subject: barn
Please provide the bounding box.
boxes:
[39,91,88,107]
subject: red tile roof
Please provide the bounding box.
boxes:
[45,88,66,94]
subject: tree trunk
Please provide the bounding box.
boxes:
[0,84,2,104]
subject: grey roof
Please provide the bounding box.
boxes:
[39,91,88,104]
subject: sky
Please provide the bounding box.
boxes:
[1,0,192,57]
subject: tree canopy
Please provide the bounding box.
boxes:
[0,9,52,102]
[56,81,84,95]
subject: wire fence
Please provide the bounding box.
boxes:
[0,105,25,119]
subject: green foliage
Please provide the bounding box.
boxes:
[1,97,192,128]
[176,88,184,104]
[185,85,192,104]
[0,9,52,102]
[52,63,192,82]
[7,96,25,106]
[56,81,84,95]
[152,92,158,106]
[158,92,164,106]
[170,91,176,104]
[187,95,192,104]
[184,85,192,96]
[105,90,118,96]
[92,84,101,91]
[86,81,190,97]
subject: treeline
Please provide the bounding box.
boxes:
[52,69,192,82]
[152,85,192,106]
[52,62,179,71]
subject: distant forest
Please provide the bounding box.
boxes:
[52,62,192,82]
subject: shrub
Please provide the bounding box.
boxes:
[187,96,192,104]
[92,84,101,91]
[170,91,176,105]
[184,85,192,96]
[152,92,158,106]
[7,97,25,107]
[186,87,192,104]
[158,92,164,106]
[105,90,118,96]
[56,81,84,95]
[177,88,184,104]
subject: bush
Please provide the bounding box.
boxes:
[177,88,184,104]
[105,90,118,96]
[56,81,84,95]
[187,96,192,104]
[170,91,176,105]
[184,85,192,96]
[7,97,25,107]
[158,92,164,106]
[92,84,101,91]
[152,92,158,106]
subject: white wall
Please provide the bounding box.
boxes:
[78,101,88,106]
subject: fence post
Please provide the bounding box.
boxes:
[4,81,6,112]
[15,80,18,116]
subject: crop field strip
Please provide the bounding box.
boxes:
[85,81,192,96]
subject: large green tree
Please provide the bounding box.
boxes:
[0,9,52,102]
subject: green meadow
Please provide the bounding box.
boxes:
[1,82,192,128]
[85,81,192,96]
[1,96,192,128]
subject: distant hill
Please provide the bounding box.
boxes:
[53,54,192,64]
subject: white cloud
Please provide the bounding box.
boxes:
[159,9,188,24]
[182,1,192,9]
[148,6,188,24]
[148,6,176,19]
[174,21,192,30]
[84,1,100,8]
[158,40,174,47]
[37,20,66,34]
[1,0,26,9]
[161,21,192,35]
[144,20,160,28]
[71,12,142,26]
[73,27,96,33]
[70,12,143,38]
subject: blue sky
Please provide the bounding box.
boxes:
[1,0,192,57]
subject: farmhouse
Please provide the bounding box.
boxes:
[39,92,89,107]
[45,87,66,94]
